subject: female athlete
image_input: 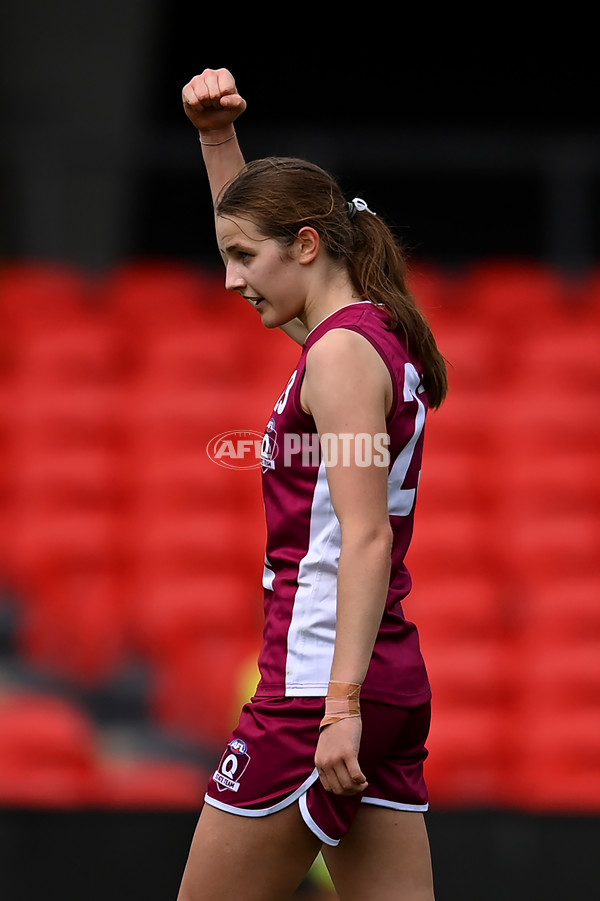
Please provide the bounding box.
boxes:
[177,67,448,901]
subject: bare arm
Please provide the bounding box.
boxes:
[182,67,308,346]
[302,328,394,795]
[182,67,246,205]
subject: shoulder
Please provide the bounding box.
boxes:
[306,326,383,369]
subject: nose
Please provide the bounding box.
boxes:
[225,262,245,293]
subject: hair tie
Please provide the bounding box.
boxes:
[347,197,376,220]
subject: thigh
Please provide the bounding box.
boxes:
[177,801,322,901]
[322,805,435,901]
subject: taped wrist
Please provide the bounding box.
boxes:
[320,681,361,730]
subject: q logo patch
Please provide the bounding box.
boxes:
[213,739,251,793]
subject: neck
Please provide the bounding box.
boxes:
[299,268,364,332]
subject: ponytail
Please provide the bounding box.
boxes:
[217,157,448,408]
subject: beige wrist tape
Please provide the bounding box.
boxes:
[319,681,362,729]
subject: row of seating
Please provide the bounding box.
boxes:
[0,259,598,812]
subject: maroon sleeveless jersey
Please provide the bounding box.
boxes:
[256,301,431,707]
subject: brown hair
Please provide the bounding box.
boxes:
[216,157,448,408]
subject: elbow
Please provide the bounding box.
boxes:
[341,522,394,557]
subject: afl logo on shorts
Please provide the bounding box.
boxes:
[213,740,251,793]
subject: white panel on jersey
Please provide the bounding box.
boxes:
[388,363,426,517]
[262,556,275,591]
[285,460,340,695]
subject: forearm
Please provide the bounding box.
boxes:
[329,528,392,686]
[198,126,246,206]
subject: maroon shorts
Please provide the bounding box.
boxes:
[204,695,430,845]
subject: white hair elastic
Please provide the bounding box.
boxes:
[347,197,376,219]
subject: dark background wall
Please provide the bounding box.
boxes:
[1,4,599,273]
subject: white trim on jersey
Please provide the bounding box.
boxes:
[304,299,372,341]
[388,363,427,516]
[285,460,340,695]
[263,555,275,591]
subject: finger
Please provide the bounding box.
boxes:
[337,764,368,795]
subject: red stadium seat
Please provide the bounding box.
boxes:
[149,634,261,747]
[123,443,263,513]
[517,574,600,640]
[407,262,458,325]
[511,705,600,812]
[423,637,514,707]
[9,316,125,388]
[0,262,95,327]
[499,448,600,520]
[16,562,129,685]
[95,758,208,809]
[433,316,506,392]
[508,509,600,580]
[451,259,570,331]
[2,380,121,449]
[424,702,508,806]
[8,443,121,511]
[119,506,264,577]
[0,692,99,806]
[406,571,507,643]
[131,321,250,387]
[515,635,600,709]
[128,569,263,665]
[2,506,118,584]
[98,261,229,331]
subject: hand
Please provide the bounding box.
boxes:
[182,67,247,135]
[315,717,368,796]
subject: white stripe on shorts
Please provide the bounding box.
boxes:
[203,768,320,819]
[361,795,429,812]
[298,791,339,846]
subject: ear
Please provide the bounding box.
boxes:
[295,226,320,264]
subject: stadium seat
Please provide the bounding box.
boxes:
[98,261,228,331]
[511,705,600,812]
[2,506,118,585]
[119,506,263,576]
[0,692,99,806]
[8,443,120,511]
[508,509,600,580]
[0,262,95,327]
[405,571,507,643]
[16,562,129,685]
[517,574,600,641]
[149,633,261,747]
[515,636,600,709]
[434,316,505,392]
[499,448,600,520]
[416,442,494,515]
[423,637,514,707]
[127,569,263,666]
[451,259,570,332]
[96,758,208,809]
[407,505,499,578]
[9,316,125,388]
[424,703,508,806]
[2,380,121,449]
[407,263,458,325]
[131,321,250,387]
[520,322,600,392]
[123,443,262,513]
